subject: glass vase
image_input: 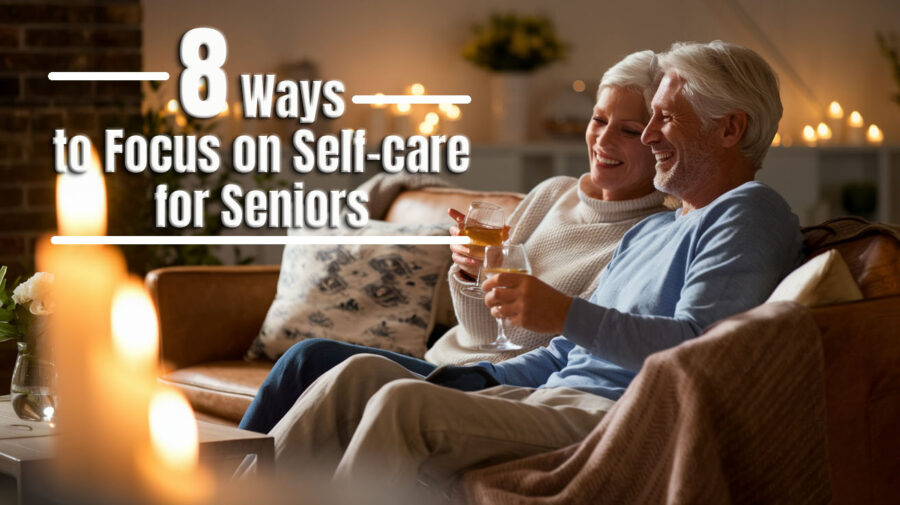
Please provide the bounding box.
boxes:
[10,341,58,422]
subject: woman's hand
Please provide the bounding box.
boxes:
[449,208,481,280]
[448,208,510,282]
[482,273,573,335]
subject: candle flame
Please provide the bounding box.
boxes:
[867,124,884,144]
[848,111,864,128]
[56,147,106,236]
[425,112,439,126]
[802,125,817,143]
[410,83,425,95]
[149,389,199,472]
[419,121,435,135]
[816,122,832,140]
[827,101,843,119]
[111,278,159,368]
[372,92,387,109]
[166,99,179,114]
[394,102,411,114]
[447,105,461,120]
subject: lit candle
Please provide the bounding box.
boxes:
[37,147,131,498]
[867,124,884,145]
[140,386,213,504]
[367,93,388,146]
[111,279,159,371]
[166,99,179,132]
[149,389,198,470]
[393,101,414,137]
[443,104,462,136]
[216,102,232,140]
[847,111,865,145]
[802,125,817,147]
[407,85,426,129]
[826,101,843,143]
[418,120,436,135]
[229,102,243,141]
[816,122,832,145]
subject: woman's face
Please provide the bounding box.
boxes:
[584,86,657,201]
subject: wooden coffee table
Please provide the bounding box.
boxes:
[0,396,273,504]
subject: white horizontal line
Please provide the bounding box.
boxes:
[48,72,170,81]
[51,235,471,246]
[352,95,471,105]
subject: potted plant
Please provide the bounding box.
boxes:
[463,13,568,143]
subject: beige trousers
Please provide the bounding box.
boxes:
[270,354,615,494]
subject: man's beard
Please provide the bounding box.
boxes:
[653,137,717,199]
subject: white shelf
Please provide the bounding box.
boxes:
[455,143,899,226]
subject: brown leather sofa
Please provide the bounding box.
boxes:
[147,188,900,505]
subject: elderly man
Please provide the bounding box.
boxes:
[269,41,803,496]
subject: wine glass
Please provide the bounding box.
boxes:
[480,244,530,351]
[459,201,505,296]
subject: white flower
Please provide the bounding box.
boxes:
[12,272,55,315]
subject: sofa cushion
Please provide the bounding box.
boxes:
[802,217,900,298]
[767,249,863,307]
[247,221,453,361]
[161,360,271,423]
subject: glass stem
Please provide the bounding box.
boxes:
[495,318,510,344]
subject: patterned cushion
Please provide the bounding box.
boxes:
[246,221,452,361]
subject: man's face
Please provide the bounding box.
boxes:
[641,71,719,198]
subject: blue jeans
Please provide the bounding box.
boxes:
[239,338,437,433]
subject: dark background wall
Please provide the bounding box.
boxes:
[0,0,143,392]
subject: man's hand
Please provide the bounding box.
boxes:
[424,365,501,392]
[448,208,510,281]
[482,273,573,335]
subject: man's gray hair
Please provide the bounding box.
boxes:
[598,49,656,111]
[652,41,782,170]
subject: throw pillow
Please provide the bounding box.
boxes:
[247,221,452,361]
[766,249,863,307]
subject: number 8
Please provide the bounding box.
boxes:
[179,28,227,119]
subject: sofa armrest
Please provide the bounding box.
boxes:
[146,265,280,369]
[812,295,900,505]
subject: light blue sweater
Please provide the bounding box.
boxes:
[479,181,803,399]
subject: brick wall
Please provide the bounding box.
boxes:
[0,0,142,391]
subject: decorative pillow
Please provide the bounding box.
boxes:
[766,249,863,307]
[246,221,452,361]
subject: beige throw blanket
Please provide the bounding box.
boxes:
[461,301,831,505]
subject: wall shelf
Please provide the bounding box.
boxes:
[453,143,900,226]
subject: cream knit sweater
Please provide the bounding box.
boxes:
[425,175,669,365]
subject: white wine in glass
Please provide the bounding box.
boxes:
[460,201,505,295]
[480,244,530,351]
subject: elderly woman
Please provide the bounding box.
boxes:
[239,49,670,433]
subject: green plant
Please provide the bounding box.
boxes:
[0,266,32,343]
[877,31,900,107]
[462,13,568,72]
[107,81,275,274]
